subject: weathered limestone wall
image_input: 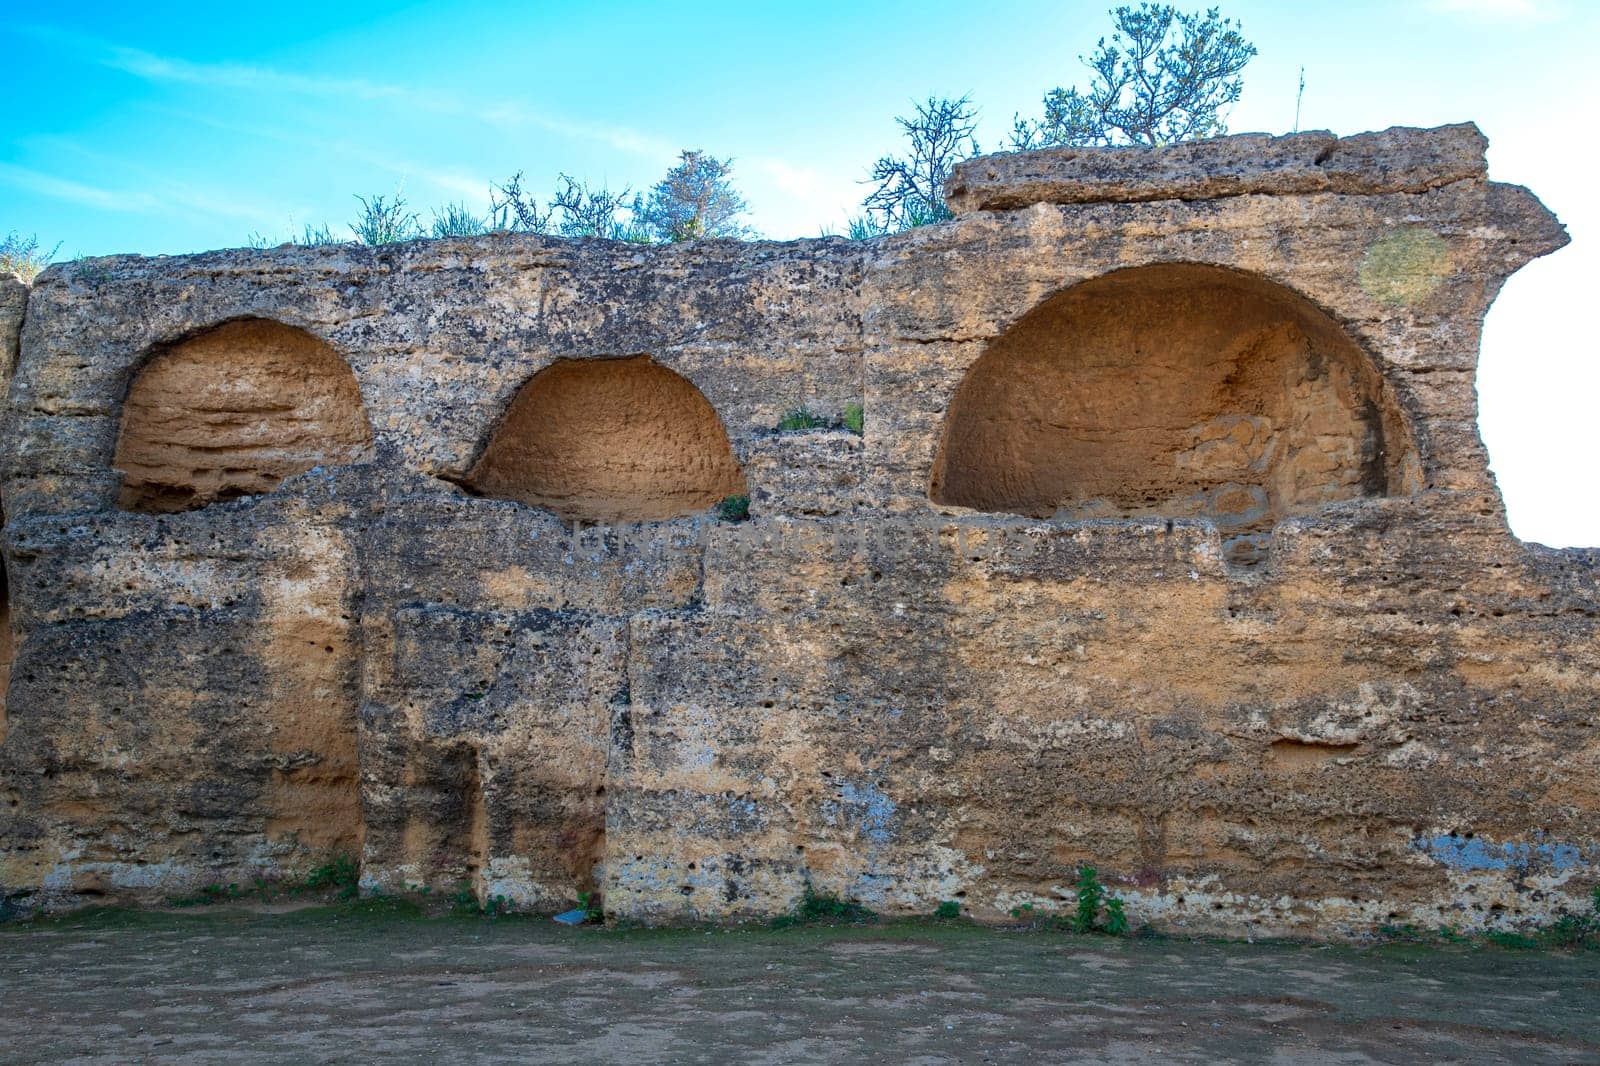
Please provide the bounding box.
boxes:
[0,124,1594,937]
[0,274,24,746]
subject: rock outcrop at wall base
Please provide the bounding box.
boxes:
[0,124,1594,939]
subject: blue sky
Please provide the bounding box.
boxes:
[4,0,1596,544]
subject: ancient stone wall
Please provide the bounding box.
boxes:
[0,275,24,749]
[0,124,1594,937]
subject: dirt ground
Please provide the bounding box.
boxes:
[1,907,1596,1064]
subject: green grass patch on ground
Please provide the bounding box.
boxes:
[9,876,1598,957]
[770,887,877,929]
[165,853,361,908]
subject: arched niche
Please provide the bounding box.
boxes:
[113,318,374,512]
[465,355,746,524]
[930,264,1420,544]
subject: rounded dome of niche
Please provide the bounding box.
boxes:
[464,355,746,525]
[930,264,1420,538]
[114,318,374,513]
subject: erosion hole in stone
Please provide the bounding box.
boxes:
[465,355,746,524]
[113,318,374,513]
[1267,738,1361,772]
[930,264,1421,542]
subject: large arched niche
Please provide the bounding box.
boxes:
[113,318,374,513]
[464,355,746,524]
[930,264,1421,546]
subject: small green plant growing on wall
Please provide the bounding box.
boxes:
[1544,883,1600,949]
[842,402,865,435]
[70,258,111,286]
[350,192,421,245]
[245,223,343,249]
[1483,928,1542,950]
[449,882,482,916]
[302,854,360,901]
[777,406,828,432]
[933,900,961,920]
[1103,897,1129,936]
[716,494,750,522]
[1073,865,1130,935]
[199,882,245,903]
[1073,865,1106,932]
[1378,890,1600,951]
[430,202,489,238]
[165,852,363,907]
[579,891,604,923]
[446,883,513,918]
[771,886,875,928]
[1,231,60,280]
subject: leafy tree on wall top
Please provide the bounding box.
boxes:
[635,150,751,242]
[1011,4,1257,149]
[861,94,980,233]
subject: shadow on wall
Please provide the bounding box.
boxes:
[0,505,9,748]
[464,355,746,525]
[259,593,364,862]
[930,264,1422,559]
[113,318,375,513]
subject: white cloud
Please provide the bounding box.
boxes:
[11,137,285,223]
[105,48,418,103]
[0,158,280,224]
[13,26,675,161]
[737,154,877,238]
[756,158,821,199]
[478,103,677,160]
[422,170,494,201]
[99,42,676,160]
[0,162,162,214]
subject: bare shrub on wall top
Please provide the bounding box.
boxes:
[863,95,980,231]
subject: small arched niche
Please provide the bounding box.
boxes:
[465,355,746,524]
[113,319,374,512]
[930,264,1419,542]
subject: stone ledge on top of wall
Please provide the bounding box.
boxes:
[944,123,1489,213]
